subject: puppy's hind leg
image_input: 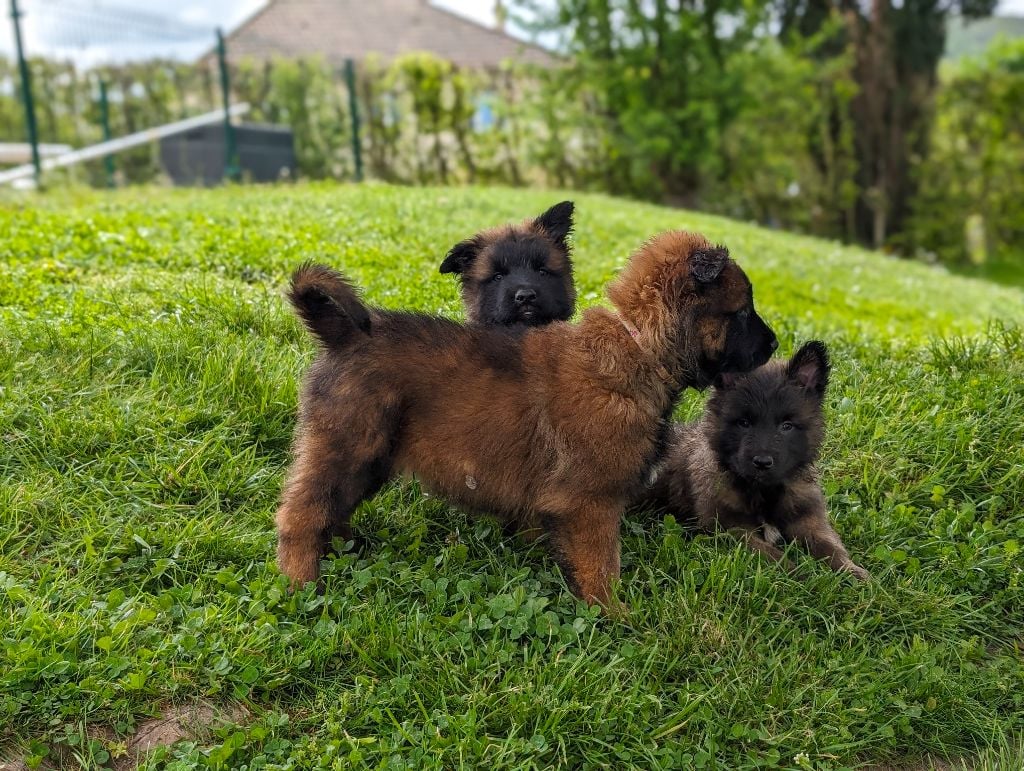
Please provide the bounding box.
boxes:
[276,417,395,589]
[544,499,624,613]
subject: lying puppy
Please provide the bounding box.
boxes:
[641,341,870,580]
[276,232,777,608]
[440,201,576,326]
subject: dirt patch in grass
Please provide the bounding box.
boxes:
[0,701,247,771]
[114,701,248,769]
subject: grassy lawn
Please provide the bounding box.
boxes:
[947,255,1024,290]
[1,183,1022,770]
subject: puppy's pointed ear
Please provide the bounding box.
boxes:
[714,371,742,390]
[534,201,574,251]
[440,237,481,275]
[787,340,830,395]
[690,246,729,284]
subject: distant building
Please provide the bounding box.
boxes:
[219,0,556,69]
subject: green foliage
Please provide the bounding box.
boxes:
[0,36,862,243]
[235,56,352,180]
[705,27,859,239]
[390,53,456,183]
[510,2,863,240]
[5,36,1017,271]
[0,58,218,186]
[517,0,766,200]
[907,39,1024,273]
[0,1,1018,274]
[1,184,1023,768]
[777,0,998,249]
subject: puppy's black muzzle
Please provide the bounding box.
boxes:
[720,309,778,375]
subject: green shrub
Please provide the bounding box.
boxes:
[907,39,1024,270]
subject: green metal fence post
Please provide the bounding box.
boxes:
[344,58,364,182]
[216,28,240,182]
[98,80,115,187]
[10,0,41,187]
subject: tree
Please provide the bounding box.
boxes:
[512,0,769,203]
[777,0,997,248]
[907,39,1024,267]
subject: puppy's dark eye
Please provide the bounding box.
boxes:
[492,273,504,282]
[737,417,751,429]
[779,421,795,432]
[537,267,548,276]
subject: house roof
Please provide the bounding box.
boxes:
[219,0,556,69]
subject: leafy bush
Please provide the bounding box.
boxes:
[235,56,352,180]
[907,39,1024,270]
[703,29,859,239]
[2,40,1021,273]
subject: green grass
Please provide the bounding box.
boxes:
[1,182,1022,770]
[947,252,1024,289]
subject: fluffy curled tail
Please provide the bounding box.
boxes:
[288,263,371,348]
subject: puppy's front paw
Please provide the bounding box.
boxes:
[602,596,632,622]
[761,523,784,546]
[844,562,871,582]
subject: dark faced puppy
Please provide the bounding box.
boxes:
[712,341,829,487]
[641,341,869,580]
[440,201,576,326]
[275,231,777,611]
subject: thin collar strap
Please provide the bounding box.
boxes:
[617,314,679,390]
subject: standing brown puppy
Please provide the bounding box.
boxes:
[641,341,869,580]
[276,232,777,607]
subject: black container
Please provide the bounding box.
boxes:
[160,122,295,186]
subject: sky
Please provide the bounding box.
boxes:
[3,0,1024,65]
[0,1,500,64]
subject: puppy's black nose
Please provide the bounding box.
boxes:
[514,288,537,305]
[753,455,774,470]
